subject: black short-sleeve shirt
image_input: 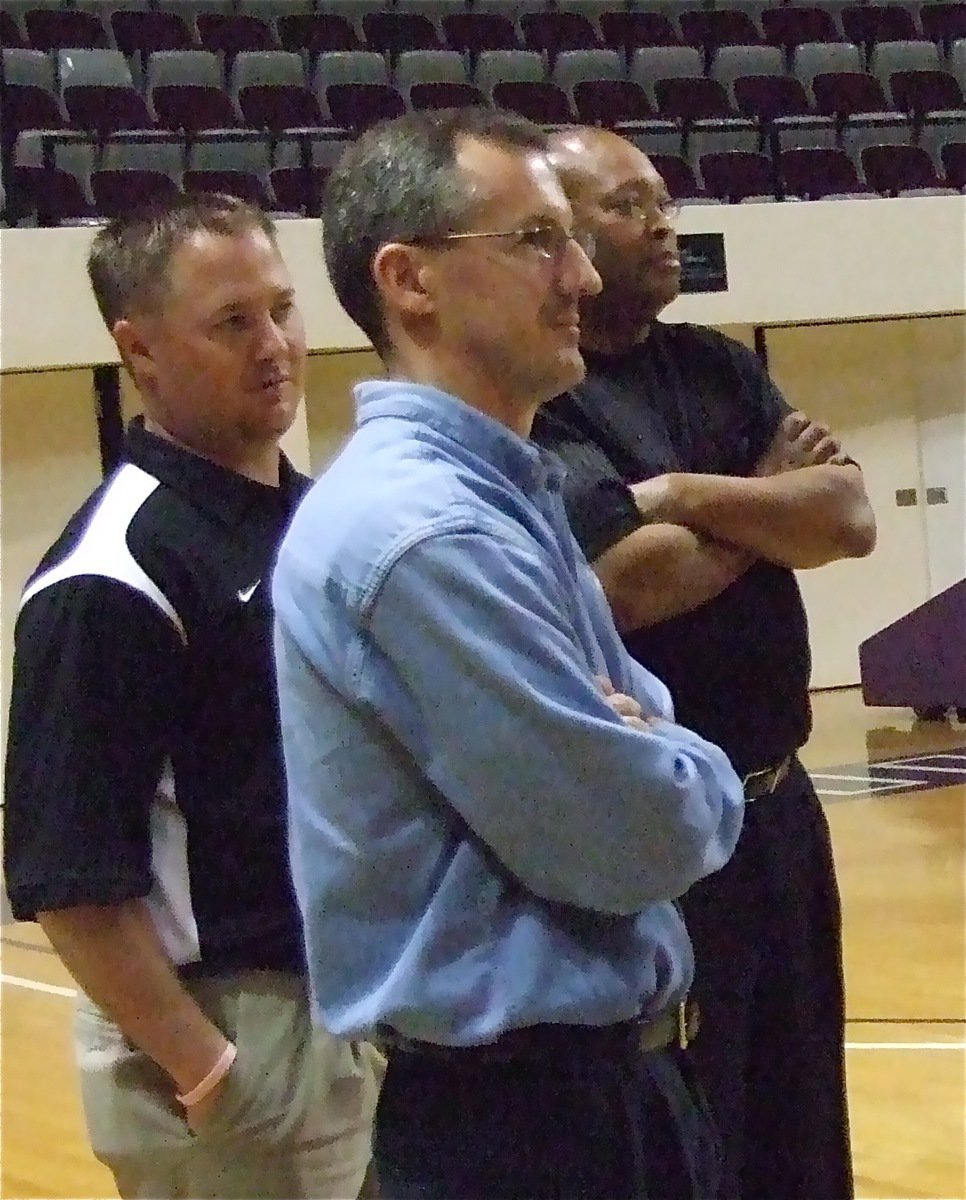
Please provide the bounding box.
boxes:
[3,419,310,977]
[531,322,812,775]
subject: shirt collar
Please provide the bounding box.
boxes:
[123,416,308,528]
[354,380,565,494]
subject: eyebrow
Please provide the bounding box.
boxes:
[605,181,669,202]
[210,286,295,319]
[524,217,569,230]
[518,208,573,230]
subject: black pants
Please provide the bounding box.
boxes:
[681,759,853,1200]
[374,1038,721,1199]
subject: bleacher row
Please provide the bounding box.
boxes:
[2,0,965,224]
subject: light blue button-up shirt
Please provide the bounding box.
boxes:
[273,381,744,1046]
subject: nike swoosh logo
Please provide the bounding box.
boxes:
[237,581,261,603]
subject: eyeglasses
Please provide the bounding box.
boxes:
[601,196,681,224]
[424,223,596,264]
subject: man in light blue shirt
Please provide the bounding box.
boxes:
[273,109,745,1200]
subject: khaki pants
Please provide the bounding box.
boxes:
[75,971,385,1200]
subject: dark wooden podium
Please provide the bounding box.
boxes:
[859,579,965,718]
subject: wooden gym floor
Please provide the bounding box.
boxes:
[1,686,964,1200]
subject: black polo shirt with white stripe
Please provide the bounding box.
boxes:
[3,418,310,977]
[532,321,812,777]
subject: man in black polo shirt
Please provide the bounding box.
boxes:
[531,129,876,1200]
[3,195,382,1198]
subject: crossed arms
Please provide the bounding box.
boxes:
[596,411,877,633]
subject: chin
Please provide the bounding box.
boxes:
[652,279,682,311]
[245,408,297,451]
[519,349,586,410]
[557,347,587,390]
[269,388,302,424]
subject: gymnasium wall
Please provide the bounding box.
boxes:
[1,197,964,766]
[2,196,964,369]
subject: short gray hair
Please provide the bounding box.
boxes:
[321,108,549,356]
[87,192,278,328]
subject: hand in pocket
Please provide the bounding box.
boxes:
[184,1068,235,1134]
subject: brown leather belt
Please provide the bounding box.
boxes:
[377,999,700,1064]
[742,754,793,800]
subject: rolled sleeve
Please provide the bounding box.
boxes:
[564,473,645,563]
[537,414,645,562]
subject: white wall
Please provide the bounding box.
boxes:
[1,199,964,714]
[667,197,966,327]
[303,349,382,472]
[0,219,368,370]
[0,369,105,765]
[2,197,964,370]
[910,317,966,596]
[765,317,956,688]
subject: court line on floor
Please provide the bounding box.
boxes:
[844,1042,965,1051]
[2,973,965,1050]
[817,784,921,796]
[873,763,966,774]
[1,973,76,997]
[811,745,966,800]
[849,1018,965,1025]
[0,934,57,954]
[811,772,917,782]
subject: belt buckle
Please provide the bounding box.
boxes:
[743,756,789,799]
[677,1000,700,1050]
[742,765,769,799]
[767,756,790,794]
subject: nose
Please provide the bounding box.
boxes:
[559,237,602,299]
[253,311,289,362]
[649,208,676,241]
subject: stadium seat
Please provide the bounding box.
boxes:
[779,145,872,196]
[698,148,777,200]
[492,80,574,124]
[861,141,947,191]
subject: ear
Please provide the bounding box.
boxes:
[371,242,437,324]
[111,317,157,391]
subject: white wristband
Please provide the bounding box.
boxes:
[176,1042,237,1108]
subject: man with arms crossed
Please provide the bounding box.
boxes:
[3,194,382,1199]
[532,128,876,1200]
[274,108,745,1200]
